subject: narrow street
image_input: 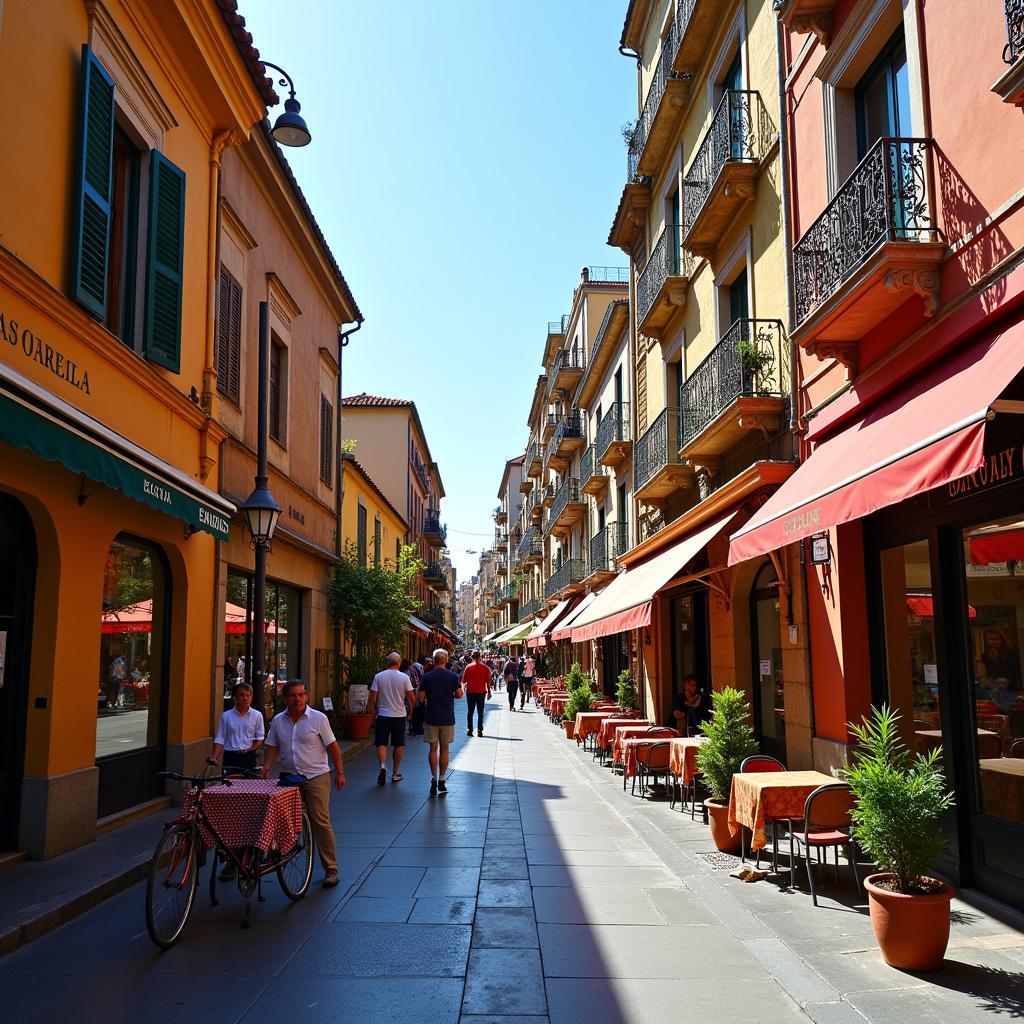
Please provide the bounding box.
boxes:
[1,694,1021,1024]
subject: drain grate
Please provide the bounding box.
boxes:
[698,851,743,870]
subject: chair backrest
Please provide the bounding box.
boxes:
[976,733,1003,759]
[802,783,854,832]
[1011,738,1024,758]
[640,741,671,770]
[645,726,674,736]
[976,701,1000,716]
[741,754,786,773]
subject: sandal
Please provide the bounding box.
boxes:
[391,773,404,783]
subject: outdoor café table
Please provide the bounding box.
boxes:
[548,696,569,720]
[597,717,649,750]
[728,769,836,869]
[612,725,669,767]
[185,778,303,854]
[978,758,1024,826]
[668,735,708,785]
[915,728,998,756]
[620,731,679,786]
[574,710,620,746]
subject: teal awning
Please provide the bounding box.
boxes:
[0,365,234,541]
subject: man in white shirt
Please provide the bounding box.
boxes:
[368,652,415,785]
[207,682,264,772]
[262,680,345,887]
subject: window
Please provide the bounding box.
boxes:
[396,538,401,566]
[216,265,242,403]
[269,337,287,443]
[319,395,334,486]
[357,504,367,567]
[855,32,911,159]
[374,516,382,567]
[728,269,750,325]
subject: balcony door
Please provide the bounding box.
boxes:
[722,51,744,159]
[855,32,911,157]
[729,269,749,325]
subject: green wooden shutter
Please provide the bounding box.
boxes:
[216,265,242,402]
[71,45,115,319]
[144,151,186,372]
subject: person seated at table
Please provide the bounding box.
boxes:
[672,675,710,735]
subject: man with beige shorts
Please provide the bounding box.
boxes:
[417,648,463,797]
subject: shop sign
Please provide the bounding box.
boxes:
[947,444,1019,500]
[782,506,820,538]
[0,310,91,395]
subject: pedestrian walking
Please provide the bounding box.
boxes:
[262,680,345,887]
[418,648,463,797]
[521,653,536,708]
[207,681,264,772]
[368,652,415,784]
[461,650,492,736]
[504,654,520,710]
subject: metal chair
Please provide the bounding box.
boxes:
[1011,738,1024,758]
[791,783,861,905]
[632,741,672,798]
[739,755,788,870]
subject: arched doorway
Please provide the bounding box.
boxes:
[0,492,36,849]
[750,561,786,763]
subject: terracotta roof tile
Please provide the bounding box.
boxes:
[343,394,414,408]
[216,0,278,106]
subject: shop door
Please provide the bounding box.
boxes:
[669,591,708,726]
[750,563,787,762]
[601,632,630,699]
[0,494,35,849]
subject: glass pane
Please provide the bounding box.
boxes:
[894,48,911,136]
[963,518,1024,827]
[97,538,163,759]
[224,570,251,702]
[267,583,302,713]
[879,541,940,752]
[755,594,784,744]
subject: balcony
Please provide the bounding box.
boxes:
[541,412,558,443]
[678,319,788,471]
[498,582,519,609]
[519,597,542,621]
[596,402,632,470]
[493,507,507,526]
[528,489,543,521]
[423,562,449,591]
[419,605,444,625]
[682,91,774,260]
[540,482,556,509]
[774,0,836,46]
[626,20,689,180]
[545,558,587,601]
[580,444,609,497]
[548,478,586,538]
[423,512,446,546]
[634,408,694,509]
[548,346,586,396]
[792,138,945,370]
[494,557,508,578]
[995,1,1024,104]
[636,226,693,340]
[671,0,725,75]
[526,442,543,478]
[545,411,585,470]
[587,521,628,584]
[518,526,543,567]
[519,475,533,495]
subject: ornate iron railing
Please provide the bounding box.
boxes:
[545,558,587,599]
[792,137,938,326]
[517,525,543,560]
[547,347,586,396]
[547,315,569,336]
[501,583,519,605]
[525,441,540,467]
[589,521,629,576]
[680,319,788,447]
[1005,0,1024,62]
[637,225,692,325]
[423,562,446,582]
[519,597,542,620]
[596,402,630,462]
[580,444,606,488]
[545,410,584,465]
[627,21,684,172]
[683,91,774,230]
[424,512,446,544]
[549,477,582,525]
[419,605,443,624]
[673,0,700,48]
[634,407,683,492]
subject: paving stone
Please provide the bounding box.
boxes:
[528,864,678,888]
[415,867,482,898]
[477,879,533,908]
[532,886,669,926]
[462,948,547,1015]
[472,908,539,948]
[410,897,477,924]
[357,865,427,898]
[331,896,414,923]
[379,847,483,868]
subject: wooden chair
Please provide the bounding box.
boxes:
[791,783,861,905]
[976,732,1003,759]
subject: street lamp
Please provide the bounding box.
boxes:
[262,61,312,148]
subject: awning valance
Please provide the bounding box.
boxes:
[408,615,432,639]
[571,513,739,643]
[0,362,233,540]
[494,619,537,645]
[524,598,574,648]
[551,591,599,642]
[729,324,1024,566]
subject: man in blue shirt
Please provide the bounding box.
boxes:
[418,648,463,797]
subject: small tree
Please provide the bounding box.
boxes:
[565,684,593,721]
[844,705,954,894]
[565,661,587,693]
[695,687,758,803]
[616,669,637,711]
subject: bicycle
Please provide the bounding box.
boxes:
[145,768,313,948]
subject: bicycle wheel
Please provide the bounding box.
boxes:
[277,810,313,900]
[146,824,199,948]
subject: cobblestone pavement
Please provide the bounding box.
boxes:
[0,695,1021,1024]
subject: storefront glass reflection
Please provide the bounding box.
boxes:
[97,536,165,759]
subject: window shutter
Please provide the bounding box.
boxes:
[144,151,186,372]
[71,45,115,318]
[216,265,242,403]
[319,395,334,486]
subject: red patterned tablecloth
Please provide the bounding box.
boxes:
[573,710,620,741]
[727,770,835,851]
[549,696,569,718]
[668,736,708,784]
[620,732,679,778]
[598,718,650,748]
[612,726,673,765]
[182,779,303,853]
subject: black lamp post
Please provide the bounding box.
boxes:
[263,61,312,148]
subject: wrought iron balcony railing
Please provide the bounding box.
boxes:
[637,225,692,327]
[547,346,586,396]
[525,441,540,466]
[585,266,630,283]
[792,137,939,326]
[1005,0,1024,62]
[680,320,788,447]
[423,512,446,544]
[423,562,446,582]
[580,444,606,488]
[519,597,542,620]
[590,521,629,576]
[634,407,683,493]
[544,410,584,465]
[419,605,443,624]
[545,558,587,599]
[596,402,630,462]
[547,315,569,336]
[683,90,774,230]
[501,583,519,604]
[626,20,684,177]
[673,0,699,46]
[549,477,582,524]
[517,525,543,560]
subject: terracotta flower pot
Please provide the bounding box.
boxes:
[346,712,372,740]
[863,873,954,971]
[562,719,576,740]
[704,799,741,854]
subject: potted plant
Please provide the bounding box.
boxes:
[736,338,774,394]
[563,684,593,739]
[844,705,955,971]
[695,687,758,853]
[615,669,637,712]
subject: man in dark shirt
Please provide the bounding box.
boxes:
[419,649,463,797]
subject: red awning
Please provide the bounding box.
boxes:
[571,513,738,643]
[550,591,599,642]
[524,598,575,648]
[729,324,1024,566]
[906,595,977,619]
[968,526,1024,566]
[102,600,285,635]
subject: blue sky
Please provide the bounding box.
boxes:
[242,0,635,582]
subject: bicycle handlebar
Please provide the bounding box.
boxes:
[158,767,262,788]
